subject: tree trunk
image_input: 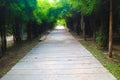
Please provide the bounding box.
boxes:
[3,25,7,51]
[93,22,96,41]
[20,25,24,40]
[27,21,32,40]
[0,25,7,56]
[83,21,86,41]
[13,23,22,44]
[81,15,86,41]
[0,27,3,57]
[109,0,113,57]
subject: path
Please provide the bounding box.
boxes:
[0,26,116,80]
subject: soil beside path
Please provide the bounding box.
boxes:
[0,27,116,80]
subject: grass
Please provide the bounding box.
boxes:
[80,40,120,80]
[0,38,39,78]
[71,32,120,80]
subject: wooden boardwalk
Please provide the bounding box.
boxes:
[0,28,116,80]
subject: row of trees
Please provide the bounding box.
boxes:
[0,0,63,57]
[63,0,120,57]
[0,0,119,57]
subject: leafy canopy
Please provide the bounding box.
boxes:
[0,0,99,25]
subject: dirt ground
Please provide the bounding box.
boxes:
[0,38,39,78]
[113,42,120,56]
[71,32,120,64]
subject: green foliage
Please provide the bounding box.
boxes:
[80,0,97,15]
[67,0,98,15]
[80,40,120,80]
[6,25,13,36]
[95,31,102,45]
[0,0,101,36]
[55,18,66,26]
[0,0,99,27]
[95,27,108,48]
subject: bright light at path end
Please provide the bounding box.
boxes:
[49,0,54,3]
[49,0,60,3]
[57,0,60,2]
[55,25,65,29]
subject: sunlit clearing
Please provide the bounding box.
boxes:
[48,0,60,3]
[57,0,60,2]
[55,25,65,29]
[49,0,54,3]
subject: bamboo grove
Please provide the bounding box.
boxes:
[0,0,120,57]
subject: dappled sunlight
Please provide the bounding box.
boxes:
[49,0,54,3]
[55,25,65,30]
[48,0,60,3]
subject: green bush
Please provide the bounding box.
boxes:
[95,28,108,48]
[6,26,13,36]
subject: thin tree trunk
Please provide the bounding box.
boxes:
[13,23,22,44]
[12,25,16,44]
[3,25,7,51]
[27,21,32,40]
[109,0,113,57]
[81,15,83,34]
[0,27,3,57]
[93,16,96,41]
[81,15,86,41]
[0,25,6,56]
[0,7,7,56]
[20,25,24,40]
[83,21,86,41]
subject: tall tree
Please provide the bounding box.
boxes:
[109,0,113,57]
